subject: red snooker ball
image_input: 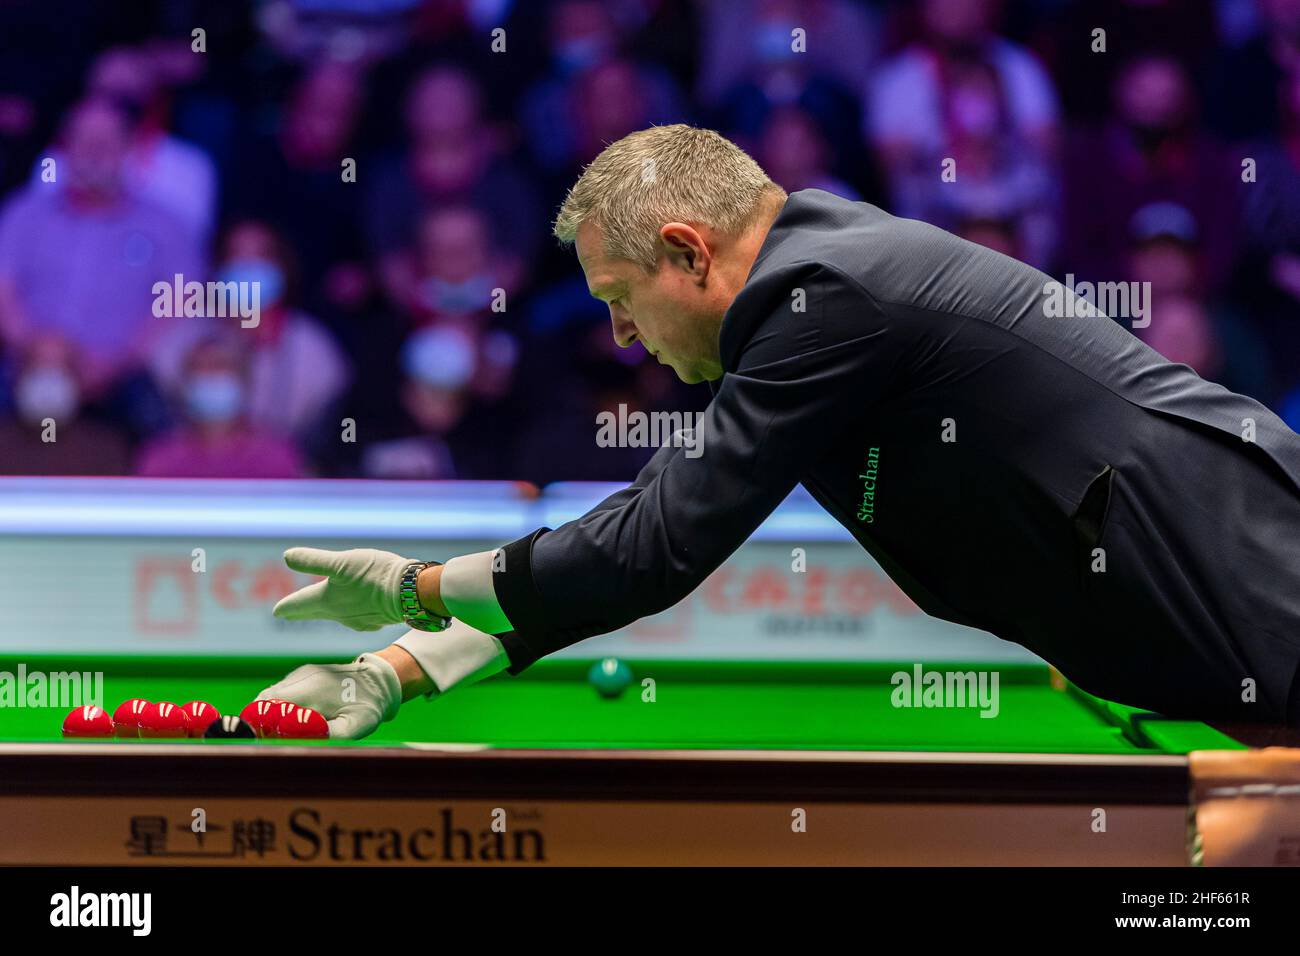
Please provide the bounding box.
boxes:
[180,701,221,738]
[62,705,114,738]
[111,698,151,738]
[239,700,279,738]
[268,700,298,730]
[275,706,329,739]
[138,701,187,738]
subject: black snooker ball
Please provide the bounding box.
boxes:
[204,715,257,739]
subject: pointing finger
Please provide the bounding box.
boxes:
[282,547,343,576]
[272,580,328,619]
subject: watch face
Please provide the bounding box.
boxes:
[408,614,449,632]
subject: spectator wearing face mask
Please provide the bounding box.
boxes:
[136,335,304,478]
[351,325,476,480]
[150,218,351,444]
[707,0,877,183]
[399,206,523,459]
[324,322,521,480]
[518,1,689,180]
[393,205,514,330]
[0,336,131,475]
[696,0,880,110]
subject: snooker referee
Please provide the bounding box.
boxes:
[264,125,1300,736]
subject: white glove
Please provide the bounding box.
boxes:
[257,653,402,740]
[273,547,421,631]
[395,621,511,697]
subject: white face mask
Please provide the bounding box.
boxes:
[185,373,244,423]
[15,367,79,424]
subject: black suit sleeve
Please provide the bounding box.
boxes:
[491,263,897,671]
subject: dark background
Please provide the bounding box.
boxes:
[0,0,1296,484]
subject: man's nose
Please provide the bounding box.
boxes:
[611,311,638,349]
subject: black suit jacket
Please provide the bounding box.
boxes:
[493,190,1300,723]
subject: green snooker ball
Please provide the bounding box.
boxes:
[589,658,635,699]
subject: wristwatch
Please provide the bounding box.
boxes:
[398,560,452,632]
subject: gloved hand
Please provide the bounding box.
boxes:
[257,653,403,740]
[273,547,421,631]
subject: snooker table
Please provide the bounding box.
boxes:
[0,654,1288,866]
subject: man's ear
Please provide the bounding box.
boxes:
[659,222,711,278]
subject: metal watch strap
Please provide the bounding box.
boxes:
[398,561,451,632]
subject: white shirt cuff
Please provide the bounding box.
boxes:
[440,550,513,635]
[394,621,510,696]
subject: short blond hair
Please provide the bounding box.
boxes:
[553,125,786,270]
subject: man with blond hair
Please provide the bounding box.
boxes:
[266,125,1300,734]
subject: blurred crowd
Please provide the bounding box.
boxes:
[0,0,1298,483]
